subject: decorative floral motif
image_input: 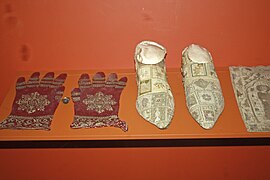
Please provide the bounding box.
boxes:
[154,82,165,89]
[83,92,116,114]
[191,111,199,120]
[203,110,214,120]
[187,95,197,107]
[141,98,149,108]
[192,64,206,76]
[16,92,50,114]
[202,94,212,101]
[0,115,53,130]
[194,79,209,89]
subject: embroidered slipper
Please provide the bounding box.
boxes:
[181,44,224,129]
[134,41,174,129]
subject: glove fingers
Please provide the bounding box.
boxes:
[26,72,40,88]
[92,72,105,87]
[40,72,54,88]
[117,77,128,88]
[16,77,26,90]
[52,73,67,88]
[55,86,65,102]
[71,88,81,102]
[108,73,118,81]
[106,73,118,86]
[78,73,91,88]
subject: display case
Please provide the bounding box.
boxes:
[0,68,269,148]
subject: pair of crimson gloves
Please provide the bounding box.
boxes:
[0,72,128,131]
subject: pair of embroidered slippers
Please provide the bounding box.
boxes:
[135,41,224,130]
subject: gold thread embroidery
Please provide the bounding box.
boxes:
[16,92,51,113]
[82,92,116,113]
[70,115,128,132]
[0,115,53,130]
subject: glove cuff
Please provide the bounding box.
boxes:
[0,115,53,130]
[70,115,128,132]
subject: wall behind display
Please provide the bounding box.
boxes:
[1,0,270,103]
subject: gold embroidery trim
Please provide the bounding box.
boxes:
[82,92,116,113]
[16,92,51,114]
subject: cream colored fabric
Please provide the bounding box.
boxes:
[181,44,224,129]
[134,41,174,129]
[229,66,270,132]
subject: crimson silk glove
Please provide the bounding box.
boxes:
[70,72,128,132]
[0,72,67,130]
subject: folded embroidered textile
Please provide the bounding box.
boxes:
[0,72,67,130]
[181,44,224,129]
[229,66,270,132]
[134,41,174,129]
[70,72,128,132]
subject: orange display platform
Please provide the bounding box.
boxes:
[0,68,269,142]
